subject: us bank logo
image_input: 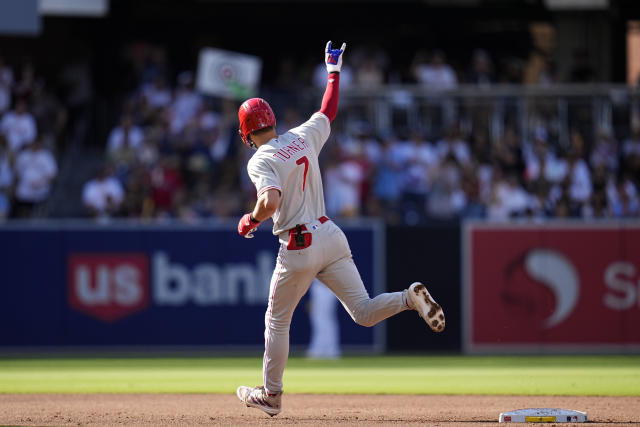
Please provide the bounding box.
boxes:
[67,251,274,322]
[502,248,580,329]
[68,253,151,322]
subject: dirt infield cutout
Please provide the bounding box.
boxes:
[1,394,639,426]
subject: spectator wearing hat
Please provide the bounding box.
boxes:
[12,138,57,218]
[82,164,125,220]
[413,50,458,91]
[1,97,37,153]
[107,114,144,154]
[169,71,202,135]
[466,49,495,87]
[590,127,619,172]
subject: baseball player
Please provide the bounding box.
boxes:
[236,41,445,417]
[307,278,341,359]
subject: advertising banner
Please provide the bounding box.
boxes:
[464,222,640,353]
[0,221,383,350]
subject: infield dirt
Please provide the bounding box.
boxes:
[1,394,639,426]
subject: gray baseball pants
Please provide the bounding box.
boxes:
[262,219,407,393]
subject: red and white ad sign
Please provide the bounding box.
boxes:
[464,222,640,353]
[68,253,150,322]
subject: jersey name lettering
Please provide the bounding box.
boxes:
[272,137,309,162]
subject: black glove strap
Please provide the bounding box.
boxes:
[329,71,340,75]
[249,214,260,224]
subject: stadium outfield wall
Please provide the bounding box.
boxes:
[0,220,639,354]
[0,220,384,353]
[463,220,640,354]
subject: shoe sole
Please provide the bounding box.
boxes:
[236,387,281,416]
[410,282,445,332]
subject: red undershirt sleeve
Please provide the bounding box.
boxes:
[318,72,340,123]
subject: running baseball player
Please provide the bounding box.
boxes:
[236,41,445,416]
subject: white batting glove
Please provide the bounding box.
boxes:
[325,41,346,73]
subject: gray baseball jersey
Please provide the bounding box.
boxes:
[247,112,330,236]
[245,111,408,395]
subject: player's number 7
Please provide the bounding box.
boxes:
[296,156,309,191]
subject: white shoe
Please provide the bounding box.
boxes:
[236,385,282,416]
[407,282,445,333]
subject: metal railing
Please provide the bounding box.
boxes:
[295,83,640,149]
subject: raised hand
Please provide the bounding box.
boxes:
[325,41,347,73]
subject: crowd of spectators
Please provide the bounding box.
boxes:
[322,121,640,224]
[0,55,66,220]
[82,45,246,222]
[0,24,633,225]
[81,43,639,225]
[309,40,596,93]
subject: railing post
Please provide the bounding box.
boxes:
[558,97,569,150]
[518,94,528,147]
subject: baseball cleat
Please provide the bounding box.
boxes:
[236,385,282,416]
[407,282,445,333]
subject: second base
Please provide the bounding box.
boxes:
[499,408,588,423]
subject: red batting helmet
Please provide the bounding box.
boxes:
[238,98,276,150]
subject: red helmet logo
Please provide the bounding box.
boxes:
[238,98,276,149]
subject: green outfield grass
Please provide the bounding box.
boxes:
[0,355,638,395]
